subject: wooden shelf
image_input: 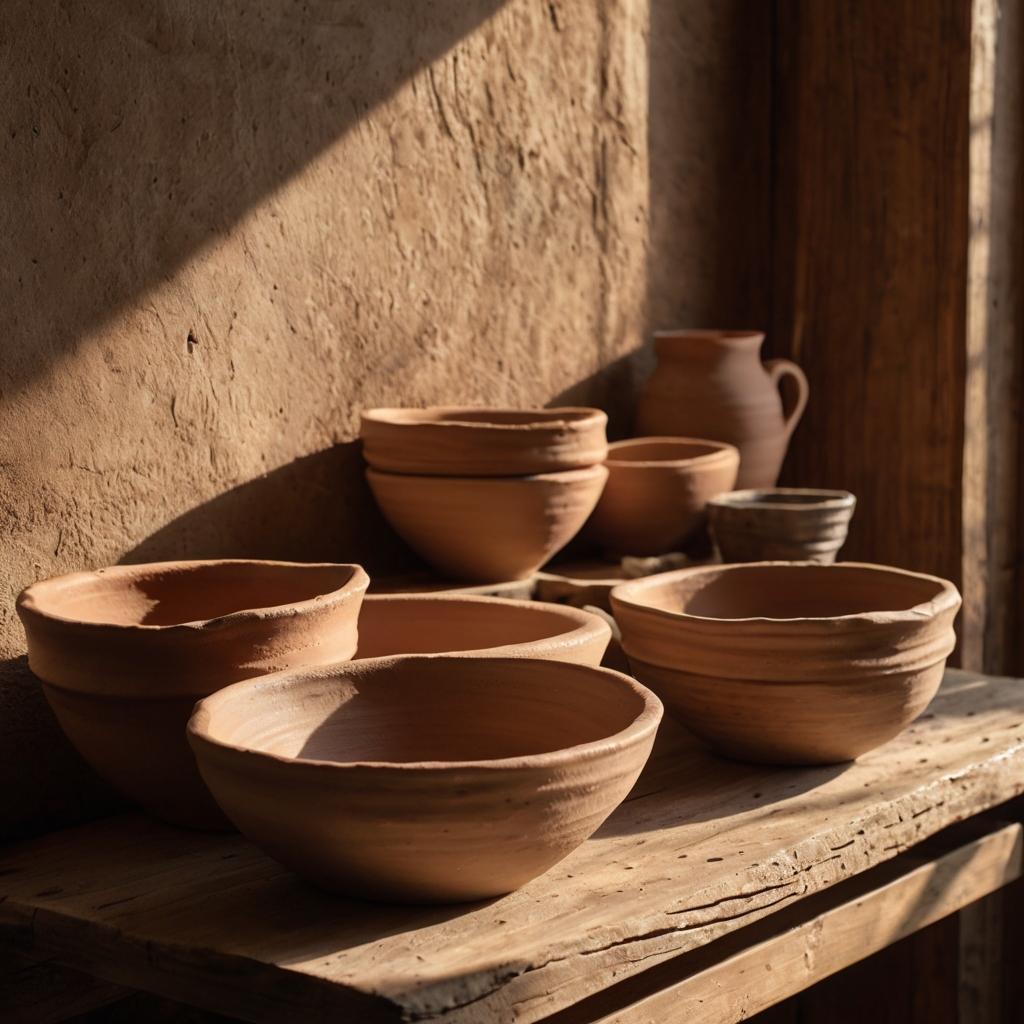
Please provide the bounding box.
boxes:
[2,668,1023,1024]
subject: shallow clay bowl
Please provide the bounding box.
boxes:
[367,464,609,583]
[187,656,662,903]
[360,406,608,476]
[356,594,611,665]
[708,488,856,564]
[585,437,739,557]
[17,560,369,829]
[610,562,960,765]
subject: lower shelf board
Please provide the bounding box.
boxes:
[540,817,1023,1024]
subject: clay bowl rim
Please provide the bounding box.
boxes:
[365,463,609,486]
[17,559,370,634]
[360,406,608,433]
[707,487,856,512]
[188,655,664,774]
[605,436,739,470]
[357,593,612,659]
[652,328,765,345]
[610,561,961,628]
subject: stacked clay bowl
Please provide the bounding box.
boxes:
[356,593,611,665]
[17,560,369,829]
[362,407,610,583]
[610,562,961,765]
[188,656,663,903]
[708,488,856,564]
[585,437,739,557]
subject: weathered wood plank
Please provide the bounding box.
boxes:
[550,819,1022,1023]
[1,669,1023,1024]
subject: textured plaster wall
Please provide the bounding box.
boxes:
[0,0,771,839]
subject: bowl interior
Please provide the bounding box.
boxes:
[31,562,358,627]
[205,659,647,764]
[632,564,947,620]
[607,439,729,464]
[356,598,585,658]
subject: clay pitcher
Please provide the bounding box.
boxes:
[635,330,809,489]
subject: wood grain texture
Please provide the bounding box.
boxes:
[772,0,971,591]
[1,669,1024,1024]
[548,819,1019,1024]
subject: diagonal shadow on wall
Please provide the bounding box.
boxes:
[1,0,508,394]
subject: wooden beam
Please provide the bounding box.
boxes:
[772,0,971,595]
[548,819,1022,1023]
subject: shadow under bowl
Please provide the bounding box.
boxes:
[707,488,856,564]
[360,406,608,476]
[366,464,609,583]
[16,559,369,829]
[356,593,611,665]
[187,655,663,903]
[610,561,960,765]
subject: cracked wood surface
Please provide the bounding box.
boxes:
[1,668,1023,1023]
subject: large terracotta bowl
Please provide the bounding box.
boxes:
[585,437,739,557]
[356,594,611,664]
[17,560,369,829]
[708,488,856,564]
[360,406,608,476]
[187,656,663,903]
[610,562,961,765]
[366,464,609,583]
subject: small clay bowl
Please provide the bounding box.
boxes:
[17,560,369,829]
[610,562,960,765]
[360,406,608,476]
[708,488,856,564]
[366,464,609,583]
[187,656,663,903]
[585,437,739,557]
[356,594,611,665]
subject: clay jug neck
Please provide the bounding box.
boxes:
[653,330,765,367]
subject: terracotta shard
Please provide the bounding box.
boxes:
[585,437,739,557]
[187,655,663,903]
[360,406,608,476]
[708,487,856,564]
[610,562,960,765]
[366,464,609,583]
[635,330,809,489]
[356,594,611,664]
[17,560,369,830]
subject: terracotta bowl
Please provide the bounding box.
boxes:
[17,560,370,829]
[585,437,739,557]
[708,488,856,564]
[610,562,961,765]
[187,656,663,903]
[356,594,611,664]
[360,406,608,476]
[366,464,609,583]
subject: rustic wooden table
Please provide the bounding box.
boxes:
[2,668,1023,1024]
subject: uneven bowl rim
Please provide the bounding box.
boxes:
[359,592,611,658]
[707,487,856,512]
[652,328,765,344]
[16,559,370,633]
[365,463,610,486]
[605,436,739,470]
[360,406,608,432]
[187,655,664,773]
[609,560,961,627]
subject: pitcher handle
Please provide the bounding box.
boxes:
[764,359,809,439]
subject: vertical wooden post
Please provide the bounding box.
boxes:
[772,0,971,594]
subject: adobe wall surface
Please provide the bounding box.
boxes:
[0,0,770,838]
